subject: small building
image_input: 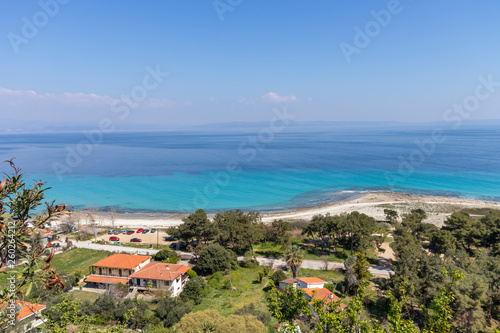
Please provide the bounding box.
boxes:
[129,263,190,296]
[85,254,151,288]
[278,278,297,290]
[296,277,327,289]
[1,300,46,332]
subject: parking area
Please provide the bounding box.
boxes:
[97,229,176,247]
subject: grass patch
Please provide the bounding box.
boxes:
[69,290,101,302]
[193,266,271,317]
[52,248,111,277]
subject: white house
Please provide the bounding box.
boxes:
[129,263,190,296]
[85,254,151,288]
[296,277,327,289]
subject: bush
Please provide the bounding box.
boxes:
[239,259,260,268]
[153,249,179,263]
[235,303,272,325]
[270,270,287,285]
[263,266,271,276]
[180,276,206,305]
[156,297,193,327]
[175,310,266,333]
[324,283,337,293]
[197,244,231,275]
[187,269,197,279]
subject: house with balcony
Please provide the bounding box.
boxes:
[129,263,190,296]
[84,253,151,288]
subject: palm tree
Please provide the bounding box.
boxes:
[286,245,304,278]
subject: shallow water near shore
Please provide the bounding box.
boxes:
[1,123,499,213]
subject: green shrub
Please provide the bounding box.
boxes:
[263,266,271,276]
[154,249,179,263]
[270,270,286,285]
[239,259,260,268]
[187,269,197,279]
[197,244,231,275]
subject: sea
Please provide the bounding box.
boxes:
[1,122,499,214]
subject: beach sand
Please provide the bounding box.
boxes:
[70,191,500,229]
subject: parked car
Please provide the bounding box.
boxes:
[164,236,176,241]
[122,230,128,234]
[180,242,187,249]
[151,228,156,233]
[137,228,144,233]
[130,238,142,242]
[109,236,120,241]
[113,230,121,235]
[142,229,149,234]
[127,230,135,235]
[169,243,177,248]
[108,230,114,234]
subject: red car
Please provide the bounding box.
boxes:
[130,238,142,242]
[127,230,134,235]
[137,228,144,233]
[109,236,120,241]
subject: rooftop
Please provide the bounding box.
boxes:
[279,278,298,284]
[297,277,327,284]
[129,263,190,281]
[90,253,151,269]
[0,300,46,322]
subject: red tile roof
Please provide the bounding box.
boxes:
[90,254,150,269]
[0,300,46,322]
[85,275,130,285]
[297,277,327,284]
[129,263,190,281]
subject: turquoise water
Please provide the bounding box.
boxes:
[1,124,499,213]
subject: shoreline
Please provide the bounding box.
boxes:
[71,191,500,228]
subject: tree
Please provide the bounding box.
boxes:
[285,245,304,278]
[0,160,67,326]
[444,212,486,252]
[264,219,292,247]
[153,249,179,263]
[384,209,399,224]
[196,243,232,275]
[156,296,193,327]
[342,211,382,254]
[267,285,311,327]
[214,209,263,252]
[270,270,287,285]
[180,276,206,305]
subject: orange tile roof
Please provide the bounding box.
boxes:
[298,277,327,284]
[16,300,46,321]
[303,288,339,302]
[90,254,150,269]
[85,275,130,285]
[130,263,190,281]
[0,300,46,322]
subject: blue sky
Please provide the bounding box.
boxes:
[0,0,499,129]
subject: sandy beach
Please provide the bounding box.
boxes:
[70,191,500,229]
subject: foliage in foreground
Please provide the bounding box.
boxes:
[268,269,466,333]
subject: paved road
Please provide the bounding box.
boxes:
[73,242,394,277]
